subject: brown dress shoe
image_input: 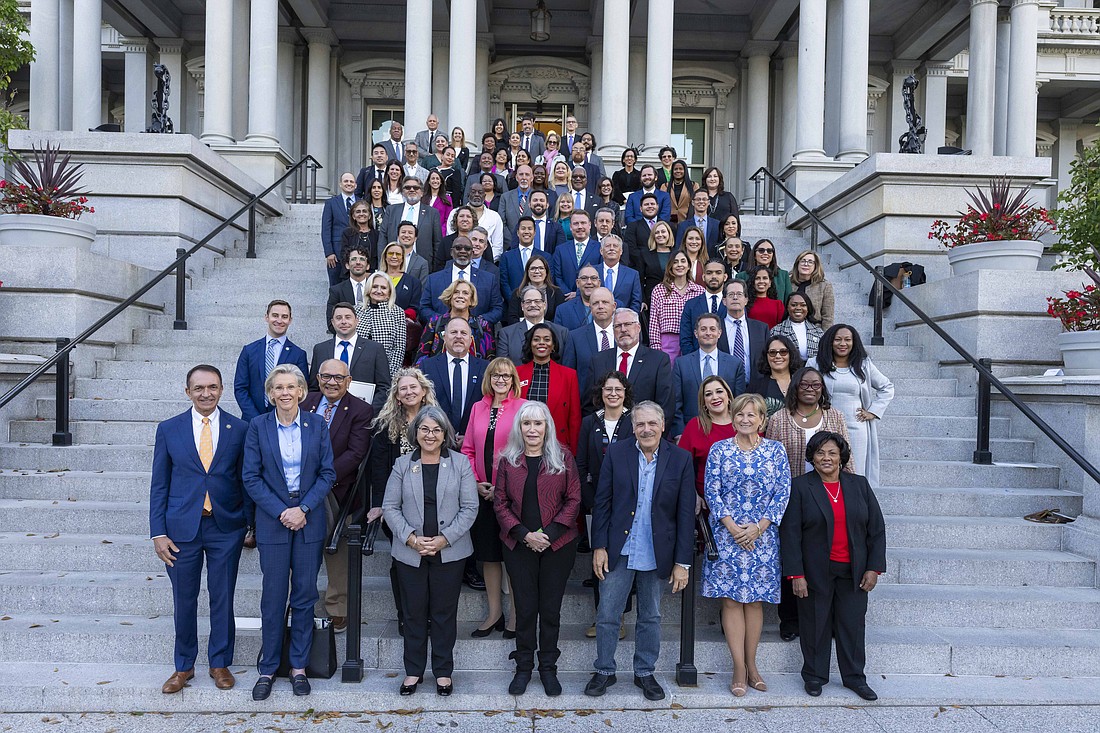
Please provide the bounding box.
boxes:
[243,529,257,549]
[209,667,235,690]
[161,669,194,694]
[331,616,347,633]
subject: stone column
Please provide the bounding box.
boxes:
[628,41,647,148]
[155,39,186,133]
[58,0,73,130]
[244,0,280,146]
[1007,0,1040,157]
[837,0,870,161]
[448,0,477,141]
[475,37,491,143]
[601,0,630,150]
[922,62,951,153]
[30,0,60,130]
[794,0,827,160]
[303,28,336,194]
[644,0,674,151]
[967,0,998,156]
[72,0,102,132]
[994,10,1011,155]
[276,30,297,159]
[404,0,433,140]
[1055,118,1080,198]
[201,0,235,145]
[887,60,918,153]
[231,0,251,142]
[743,43,774,205]
[779,53,799,168]
[432,34,450,127]
[121,38,150,133]
[588,39,603,141]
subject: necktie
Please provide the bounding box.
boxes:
[199,418,213,512]
[711,294,718,314]
[451,358,464,427]
[703,354,714,378]
[605,267,614,292]
[618,351,629,375]
[574,191,581,209]
[265,338,278,376]
[600,329,610,351]
[323,401,335,424]
[732,319,746,370]
[647,219,654,230]
[458,269,466,280]
[521,248,530,267]
[697,217,705,229]
[345,197,353,215]
[576,241,585,265]
[355,282,364,307]
[519,192,527,214]
[339,340,350,365]
[524,134,530,151]
[404,205,415,223]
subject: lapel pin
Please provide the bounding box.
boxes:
[303,422,309,428]
[225,424,232,430]
[412,465,420,474]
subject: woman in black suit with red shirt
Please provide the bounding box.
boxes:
[780,431,886,702]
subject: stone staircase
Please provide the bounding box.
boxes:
[0,206,1098,711]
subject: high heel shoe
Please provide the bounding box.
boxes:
[502,626,516,639]
[471,615,505,638]
[436,678,453,696]
[399,676,422,696]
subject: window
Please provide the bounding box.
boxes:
[368,108,404,147]
[671,116,709,182]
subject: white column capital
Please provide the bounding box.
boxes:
[887,59,920,76]
[741,40,778,59]
[1010,0,1041,7]
[476,33,494,52]
[155,37,187,55]
[278,27,300,45]
[120,37,151,54]
[971,0,999,6]
[300,27,337,47]
[921,61,954,77]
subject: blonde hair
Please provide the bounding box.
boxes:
[792,249,825,285]
[373,368,439,442]
[730,392,768,433]
[647,220,675,252]
[481,357,522,398]
[363,272,395,306]
[440,278,479,310]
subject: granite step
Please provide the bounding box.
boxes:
[873,485,1083,517]
[8,420,160,446]
[879,460,1060,489]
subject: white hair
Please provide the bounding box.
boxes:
[499,401,566,474]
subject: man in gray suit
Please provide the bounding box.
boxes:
[497,285,570,363]
[671,312,746,437]
[518,113,546,159]
[415,114,443,157]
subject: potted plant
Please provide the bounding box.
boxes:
[1049,142,1100,374]
[928,175,1055,276]
[0,143,96,251]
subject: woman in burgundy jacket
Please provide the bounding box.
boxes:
[493,401,581,698]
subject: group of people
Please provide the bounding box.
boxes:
[150,114,896,704]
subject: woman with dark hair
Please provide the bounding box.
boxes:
[531,163,549,193]
[772,292,825,361]
[515,323,581,452]
[494,401,582,696]
[677,375,736,500]
[612,148,642,204]
[507,131,524,169]
[746,265,786,329]
[480,172,502,212]
[491,117,509,150]
[737,239,792,304]
[790,249,836,330]
[492,148,512,178]
[506,254,566,324]
[647,250,704,362]
[748,334,805,418]
[595,176,621,226]
[423,134,449,169]
[339,200,378,270]
[368,179,388,231]
[660,160,695,225]
[781,431,886,701]
[809,325,894,487]
[384,160,406,205]
[702,166,741,222]
[656,146,677,186]
[423,169,453,239]
[720,236,749,279]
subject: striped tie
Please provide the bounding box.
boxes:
[265,339,278,376]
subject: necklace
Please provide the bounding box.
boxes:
[824,482,841,503]
[735,435,759,452]
[795,405,820,424]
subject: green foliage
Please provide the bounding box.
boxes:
[0,0,34,159]
[1052,138,1100,276]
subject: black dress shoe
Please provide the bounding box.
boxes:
[805,681,823,697]
[583,672,616,696]
[291,673,310,696]
[436,681,453,696]
[634,674,665,701]
[846,683,878,701]
[508,671,531,695]
[252,675,273,701]
[539,670,562,697]
[399,677,422,696]
[463,568,486,590]
[780,630,798,642]
[502,627,516,639]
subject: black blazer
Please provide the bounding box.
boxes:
[575,410,633,510]
[589,346,675,430]
[780,471,887,593]
[307,338,391,412]
[718,315,769,383]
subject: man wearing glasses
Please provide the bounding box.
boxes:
[379,176,442,270]
[588,308,675,429]
[719,280,768,383]
[300,358,374,633]
[553,264,604,331]
[307,303,391,413]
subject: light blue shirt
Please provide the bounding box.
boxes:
[622,442,658,571]
[698,348,719,377]
[276,410,302,498]
[317,396,340,424]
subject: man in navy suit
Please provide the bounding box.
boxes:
[568,143,601,197]
[587,308,675,429]
[300,358,374,633]
[551,211,602,294]
[378,177,443,270]
[419,317,488,439]
[354,143,391,199]
[586,401,695,701]
[307,303,391,413]
[671,313,747,437]
[500,166,558,249]
[675,189,722,254]
[553,264,602,331]
[622,194,662,259]
[623,166,672,224]
[526,190,564,254]
[326,244,372,330]
[562,287,617,401]
[420,236,504,323]
[679,259,728,355]
[151,364,249,694]
[719,279,768,383]
[595,235,642,311]
[499,216,544,300]
[321,172,357,285]
[233,300,310,423]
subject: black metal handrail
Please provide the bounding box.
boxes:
[0,155,323,434]
[750,166,1100,486]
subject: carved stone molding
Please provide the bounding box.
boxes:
[185,58,205,94]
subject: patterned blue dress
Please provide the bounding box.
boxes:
[702,438,792,603]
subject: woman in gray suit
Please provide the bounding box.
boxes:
[383,405,479,697]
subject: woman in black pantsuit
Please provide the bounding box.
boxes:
[780,431,886,702]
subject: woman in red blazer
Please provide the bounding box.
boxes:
[515,324,581,453]
[746,265,786,329]
[460,358,526,637]
[493,400,581,697]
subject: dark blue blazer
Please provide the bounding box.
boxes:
[149,409,250,543]
[592,438,697,578]
[420,354,489,434]
[671,349,747,436]
[242,411,336,545]
[393,272,423,312]
[597,263,642,312]
[321,194,353,258]
[552,296,591,331]
[623,189,672,224]
[233,338,310,423]
[419,267,504,324]
[550,239,602,294]
[498,246,547,301]
[676,216,722,251]
[679,293,728,355]
[523,218,567,254]
[562,323,614,403]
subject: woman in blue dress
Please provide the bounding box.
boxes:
[703,392,791,698]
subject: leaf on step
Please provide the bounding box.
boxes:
[50,619,58,623]
[100,539,112,544]
[391,709,422,716]
[376,723,392,730]
[384,672,398,678]
[44,532,59,539]
[604,720,613,727]
[26,534,35,537]
[483,711,502,716]
[0,616,10,621]
[96,680,110,685]
[944,673,956,677]
[670,703,684,709]
[119,621,133,626]
[29,623,42,628]
[46,469,66,473]
[574,710,598,716]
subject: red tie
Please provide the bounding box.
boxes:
[618,351,629,375]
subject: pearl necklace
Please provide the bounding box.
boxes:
[795,405,820,424]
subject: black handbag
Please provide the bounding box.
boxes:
[259,607,338,679]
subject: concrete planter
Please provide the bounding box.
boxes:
[1058,330,1100,376]
[946,239,1044,276]
[0,213,96,252]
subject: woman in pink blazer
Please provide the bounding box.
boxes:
[460,357,527,638]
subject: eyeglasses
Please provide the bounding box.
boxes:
[799,258,816,265]
[602,386,625,393]
[766,349,789,357]
[756,248,774,254]
[403,185,421,191]
[613,322,639,330]
[318,373,350,382]
[491,374,513,382]
[522,299,544,306]
[798,382,824,391]
[417,426,444,436]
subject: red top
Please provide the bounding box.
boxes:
[747,297,785,329]
[823,481,851,563]
[677,419,737,496]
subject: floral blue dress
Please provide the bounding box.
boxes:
[702,438,792,603]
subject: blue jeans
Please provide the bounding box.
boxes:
[594,562,663,677]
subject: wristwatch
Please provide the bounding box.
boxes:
[675,562,691,570]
